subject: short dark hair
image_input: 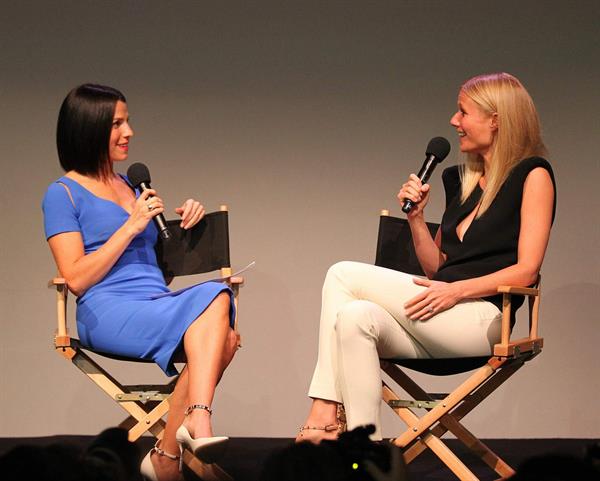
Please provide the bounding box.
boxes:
[56,84,126,177]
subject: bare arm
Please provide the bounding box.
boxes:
[48,189,164,296]
[455,167,554,296]
[398,174,447,277]
[408,218,445,278]
[405,167,554,320]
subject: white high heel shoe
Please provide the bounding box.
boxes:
[140,440,182,481]
[175,404,229,464]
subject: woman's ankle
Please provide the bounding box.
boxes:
[148,440,182,481]
[151,453,182,481]
[184,408,213,438]
[306,399,339,426]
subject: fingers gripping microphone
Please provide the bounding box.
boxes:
[402,137,451,214]
[126,162,171,240]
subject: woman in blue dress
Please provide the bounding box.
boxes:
[42,84,237,481]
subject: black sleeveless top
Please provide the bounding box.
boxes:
[433,157,556,323]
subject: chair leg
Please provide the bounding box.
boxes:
[118,410,167,440]
[425,368,520,478]
[382,359,500,447]
[420,431,481,481]
[382,359,526,479]
[383,382,480,481]
[65,349,235,479]
[70,350,171,441]
[128,398,171,441]
[391,363,498,446]
[119,415,139,432]
[384,359,522,478]
[438,415,515,479]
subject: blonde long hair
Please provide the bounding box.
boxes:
[459,73,547,216]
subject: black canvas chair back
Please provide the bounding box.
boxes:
[375,214,438,276]
[155,211,231,279]
[375,213,488,375]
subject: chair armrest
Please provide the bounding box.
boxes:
[493,284,542,358]
[223,276,244,344]
[48,277,66,288]
[497,285,539,296]
[48,276,70,347]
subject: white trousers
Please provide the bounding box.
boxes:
[308,261,502,440]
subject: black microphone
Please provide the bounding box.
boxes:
[126,162,171,240]
[402,137,451,214]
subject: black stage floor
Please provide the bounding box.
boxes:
[0,436,593,481]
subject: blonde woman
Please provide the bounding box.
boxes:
[297,73,556,442]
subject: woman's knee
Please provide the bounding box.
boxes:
[224,328,239,360]
[325,261,357,280]
[323,261,363,294]
[225,327,238,347]
[334,300,378,341]
[210,291,231,317]
[188,291,230,333]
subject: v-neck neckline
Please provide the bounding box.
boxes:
[60,174,136,215]
[454,184,483,243]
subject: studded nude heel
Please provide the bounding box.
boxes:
[175,404,229,464]
[296,403,347,443]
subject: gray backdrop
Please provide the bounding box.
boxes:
[1,1,598,439]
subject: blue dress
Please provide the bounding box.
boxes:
[42,176,234,376]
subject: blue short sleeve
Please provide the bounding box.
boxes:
[42,182,81,239]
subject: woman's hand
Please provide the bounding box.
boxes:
[175,198,205,229]
[125,189,165,236]
[397,174,431,219]
[404,278,463,321]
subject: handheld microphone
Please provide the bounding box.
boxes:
[402,137,451,214]
[126,162,172,240]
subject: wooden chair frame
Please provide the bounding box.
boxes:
[378,210,544,481]
[49,206,243,481]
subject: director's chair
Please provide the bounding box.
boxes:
[50,206,243,481]
[376,210,543,481]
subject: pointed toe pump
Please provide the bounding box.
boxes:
[176,404,229,464]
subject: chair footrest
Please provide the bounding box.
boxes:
[387,392,451,409]
[388,399,441,409]
[115,391,170,403]
[493,338,543,357]
[124,384,174,393]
